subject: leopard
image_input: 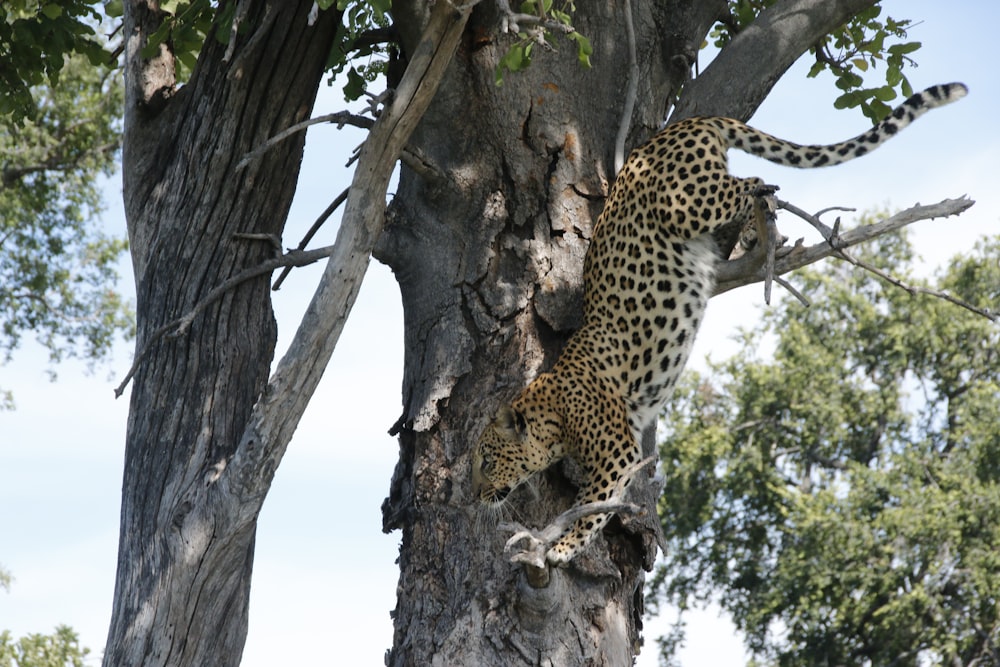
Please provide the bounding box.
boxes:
[472,82,967,565]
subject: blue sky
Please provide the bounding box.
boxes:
[1,2,997,665]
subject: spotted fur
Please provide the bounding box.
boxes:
[473,83,967,565]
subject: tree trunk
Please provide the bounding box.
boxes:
[105,3,340,665]
[102,0,886,665]
[377,3,722,664]
[377,1,882,664]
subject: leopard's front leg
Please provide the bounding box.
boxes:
[545,417,642,565]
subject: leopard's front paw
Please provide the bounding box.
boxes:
[545,538,578,566]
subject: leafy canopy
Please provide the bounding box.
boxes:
[1,6,131,407]
[650,225,1000,666]
[0,1,110,124]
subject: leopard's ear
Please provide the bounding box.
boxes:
[495,405,528,440]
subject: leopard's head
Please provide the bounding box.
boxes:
[471,375,565,505]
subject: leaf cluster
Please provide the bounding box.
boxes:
[0,1,110,124]
[0,626,89,667]
[650,226,1000,666]
[1,52,133,406]
[495,0,592,85]
[711,3,922,122]
[326,0,393,101]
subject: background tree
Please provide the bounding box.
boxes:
[0,4,131,408]
[650,229,1000,666]
[0,626,89,667]
[1,1,981,665]
[1,567,91,667]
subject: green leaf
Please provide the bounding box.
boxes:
[873,85,897,102]
[833,90,865,109]
[40,4,63,19]
[344,66,365,100]
[104,0,124,17]
[568,32,592,68]
[887,41,921,56]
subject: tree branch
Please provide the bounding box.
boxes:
[497,0,577,37]
[236,111,374,170]
[500,456,657,581]
[714,197,989,320]
[271,186,351,291]
[113,244,337,397]
[227,0,476,500]
[672,0,878,121]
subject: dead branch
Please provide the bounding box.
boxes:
[236,111,374,171]
[497,0,577,37]
[714,196,976,302]
[114,244,336,397]
[834,242,997,322]
[272,187,350,291]
[500,456,656,577]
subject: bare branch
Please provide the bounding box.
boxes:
[613,0,638,176]
[834,245,998,322]
[497,0,577,37]
[500,456,657,574]
[714,196,976,295]
[114,244,337,398]
[236,111,374,171]
[272,187,350,291]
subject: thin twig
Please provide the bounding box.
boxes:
[613,0,638,176]
[237,111,374,171]
[272,187,350,290]
[774,275,810,307]
[497,0,577,36]
[833,246,997,322]
[500,456,657,570]
[114,244,336,398]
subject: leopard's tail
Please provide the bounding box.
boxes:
[722,82,967,168]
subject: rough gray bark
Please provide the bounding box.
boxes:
[106,3,341,665]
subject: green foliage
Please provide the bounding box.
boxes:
[650,225,1000,666]
[327,0,393,102]
[711,2,921,122]
[0,626,89,667]
[1,51,133,405]
[139,0,232,81]
[495,1,591,86]
[0,1,110,124]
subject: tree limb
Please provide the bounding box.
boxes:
[714,197,988,319]
[113,244,338,397]
[500,456,657,578]
[236,111,374,170]
[672,0,878,121]
[228,0,475,500]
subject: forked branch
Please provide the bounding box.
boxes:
[500,456,656,586]
[714,197,980,316]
